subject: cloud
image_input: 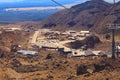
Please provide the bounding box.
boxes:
[104,0,120,3]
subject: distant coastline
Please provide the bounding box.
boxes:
[4,6,64,11]
[0,0,79,24]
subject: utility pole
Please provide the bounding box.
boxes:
[109,24,115,59]
[106,0,115,59]
[108,24,120,59]
[112,28,115,58]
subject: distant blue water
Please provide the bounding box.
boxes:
[0,10,60,24]
[0,0,82,23]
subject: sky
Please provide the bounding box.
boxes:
[0,0,120,3]
[0,0,24,3]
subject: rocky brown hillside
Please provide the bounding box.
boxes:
[0,31,31,52]
[0,49,120,80]
[40,0,120,33]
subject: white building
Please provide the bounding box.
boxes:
[17,50,38,55]
[115,45,120,52]
[79,31,90,37]
[70,49,105,57]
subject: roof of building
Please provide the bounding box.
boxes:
[17,50,38,55]
[80,31,90,33]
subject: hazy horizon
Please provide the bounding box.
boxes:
[0,0,120,24]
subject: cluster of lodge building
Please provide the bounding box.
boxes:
[32,29,120,58]
[33,29,105,58]
[7,28,120,58]
[41,45,108,58]
[32,29,91,52]
[39,42,120,58]
[11,43,120,58]
[61,30,91,40]
[37,29,91,41]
